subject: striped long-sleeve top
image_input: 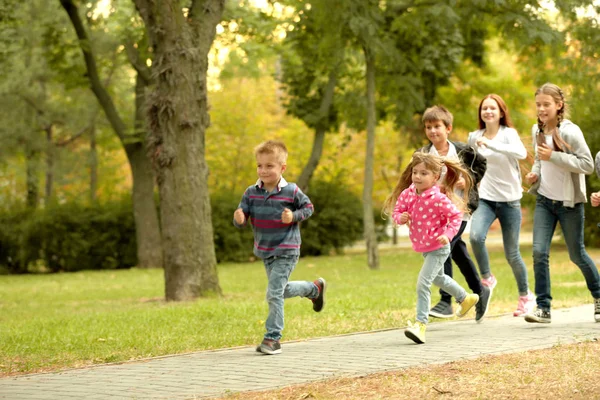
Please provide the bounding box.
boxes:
[233,177,314,259]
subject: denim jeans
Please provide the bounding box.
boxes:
[469,198,529,294]
[439,220,483,303]
[417,245,467,324]
[264,255,318,341]
[532,195,600,310]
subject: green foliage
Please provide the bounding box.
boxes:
[0,207,36,274]
[211,192,255,263]
[0,200,137,273]
[301,181,365,256]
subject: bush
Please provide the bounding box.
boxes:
[0,200,137,273]
[301,181,365,256]
[0,207,36,274]
[211,192,255,263]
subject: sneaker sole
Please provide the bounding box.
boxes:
[524,315,551,324]
[259,346,282,355]
[429,311,454,319]
[404,330,425,344]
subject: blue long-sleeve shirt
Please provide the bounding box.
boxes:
[233,177,314,259]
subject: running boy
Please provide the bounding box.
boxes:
[233,140,326,355]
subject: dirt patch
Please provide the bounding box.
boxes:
[223,339,600,399]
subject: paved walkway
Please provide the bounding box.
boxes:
[1,305,598,400]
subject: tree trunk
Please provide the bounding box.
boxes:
[134,0,223,300]
[24,99,40,209]
[125,74,163,269]
[44,124,54,203]
[297,70,337,192]
[60,0,164,269]
[25,141,39,210]
[89,123,97,203]
[362,47,379,270]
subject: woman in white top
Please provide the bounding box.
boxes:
[524,83,600,324]
[468,94,534,317]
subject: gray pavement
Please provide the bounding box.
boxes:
[1,305,599,400]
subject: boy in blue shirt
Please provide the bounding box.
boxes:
[234,140,326,355]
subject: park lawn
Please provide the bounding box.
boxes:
[0,243,598,376]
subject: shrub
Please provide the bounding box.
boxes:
[211,192,255,263]
[0,200,137,273]
[0,207,36,274]
[301,181,365,256]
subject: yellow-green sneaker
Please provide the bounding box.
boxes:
[404,320,426,344]
[456,293,479,317]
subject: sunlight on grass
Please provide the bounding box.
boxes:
[0,244,598,375]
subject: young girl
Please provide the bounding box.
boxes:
[467,94,535,317]
[524,83,600,324]
[418,105,491,323]
[383,152,479,344]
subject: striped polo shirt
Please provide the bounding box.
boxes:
[233,177,314,259]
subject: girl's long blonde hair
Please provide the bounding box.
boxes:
[382,152,473,218]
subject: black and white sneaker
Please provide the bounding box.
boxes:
[594,298,600,323]
[525,307,551,324]
[429,301,453,318]
[475,285,492,323]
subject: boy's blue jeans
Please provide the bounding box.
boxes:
[532,195,600,310]
[417,245,467,324]
[469,198,529,294]
[263,255,318,341]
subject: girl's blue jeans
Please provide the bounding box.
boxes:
[469,198,530,294]
[532,194,600,310]
[417,244,467,324]
[263,255,318,341]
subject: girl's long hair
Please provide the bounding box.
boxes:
[382,152,473,219]
[535,83,571,152]
[477,94,514,130]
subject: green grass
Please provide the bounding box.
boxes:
[1,243,598,376]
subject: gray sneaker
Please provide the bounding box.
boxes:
[475,286,492,323]
[256,339,281,355]
[525,308,551,324]
[429,301,453,318]
[594,298,600,322]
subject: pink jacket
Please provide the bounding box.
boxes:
[392,184,462,253]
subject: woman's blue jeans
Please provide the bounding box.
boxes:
[469,198,529,294]
[263,255,318,341]
[532,195,600,310]
[416,245,467,324]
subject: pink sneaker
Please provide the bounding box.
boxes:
[514,291,535,317]
[481,274,497,289]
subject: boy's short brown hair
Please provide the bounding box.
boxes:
[422,105,453,128]
[254,140,288,164]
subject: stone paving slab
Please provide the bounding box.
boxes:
[1,305,598,400]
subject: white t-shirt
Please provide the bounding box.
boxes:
[469,126,526,202]
[538,135,569,201]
